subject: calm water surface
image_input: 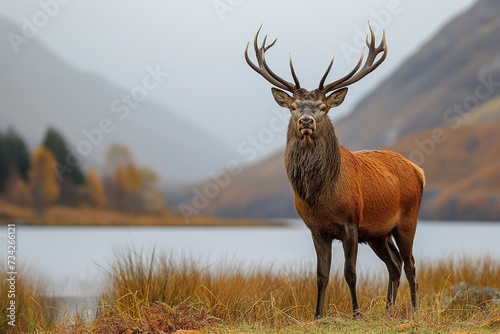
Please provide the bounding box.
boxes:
[5,220,500,297]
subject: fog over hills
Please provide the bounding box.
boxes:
[0,17,234,184]
[3,1,494,220]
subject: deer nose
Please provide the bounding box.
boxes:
[299,116,315,129]
[298,116,315,136]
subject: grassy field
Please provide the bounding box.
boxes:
[2,247,500,333]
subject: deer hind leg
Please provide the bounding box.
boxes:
[393,222,418,310]
[368,238,402,308]
[311,231,332,318]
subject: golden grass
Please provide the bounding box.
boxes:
[3,248,500,333]
[0,268,59,333]
[79,249,500,333]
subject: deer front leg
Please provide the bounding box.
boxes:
[342,225,360,317]
[311,231,332,318]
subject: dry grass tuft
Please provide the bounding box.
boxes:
[4,248,500,333]
[69,301,215,334]
[0,268,59,334]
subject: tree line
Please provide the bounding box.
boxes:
[0,127,167,214]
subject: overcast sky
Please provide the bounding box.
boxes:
[1,0,477,161]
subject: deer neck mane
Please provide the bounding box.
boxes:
[284,118,341,206]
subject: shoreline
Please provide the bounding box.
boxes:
[0,199,290,227]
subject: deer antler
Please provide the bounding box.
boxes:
[318,22,387,94]
[245,25,300,92]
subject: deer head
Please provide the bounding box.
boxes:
[245,23,387,140]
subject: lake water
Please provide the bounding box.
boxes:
[4,220,500,299]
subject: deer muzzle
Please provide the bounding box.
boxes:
[299,116,315,136]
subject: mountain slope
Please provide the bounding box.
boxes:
[0,17,233,184]
[388,100,500,221]
[170,0,500,221]
[169,150,296,219]
[336,0,500,150]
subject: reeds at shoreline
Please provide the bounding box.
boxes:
[2,248,500,333]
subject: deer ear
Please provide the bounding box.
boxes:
[326,88,348,108]
[271,88,293,108]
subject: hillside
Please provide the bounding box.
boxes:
[336,0,500,150]
[169,0,500,221]
[170,150,296,219]
[0,17,233,183]
[388,99,500,221]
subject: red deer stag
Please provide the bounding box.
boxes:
[245,24,425,318]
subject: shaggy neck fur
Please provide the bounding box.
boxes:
[284,117,341,206]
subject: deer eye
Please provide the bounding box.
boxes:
[320,106,327,112]
[291,105,296,111]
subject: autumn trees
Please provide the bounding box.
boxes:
[43,127,85,205]
[0,127,167,214]
[87,169,107,207]
[104,144,167,213]
[0,129,31,206]
[29,147,60,212]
